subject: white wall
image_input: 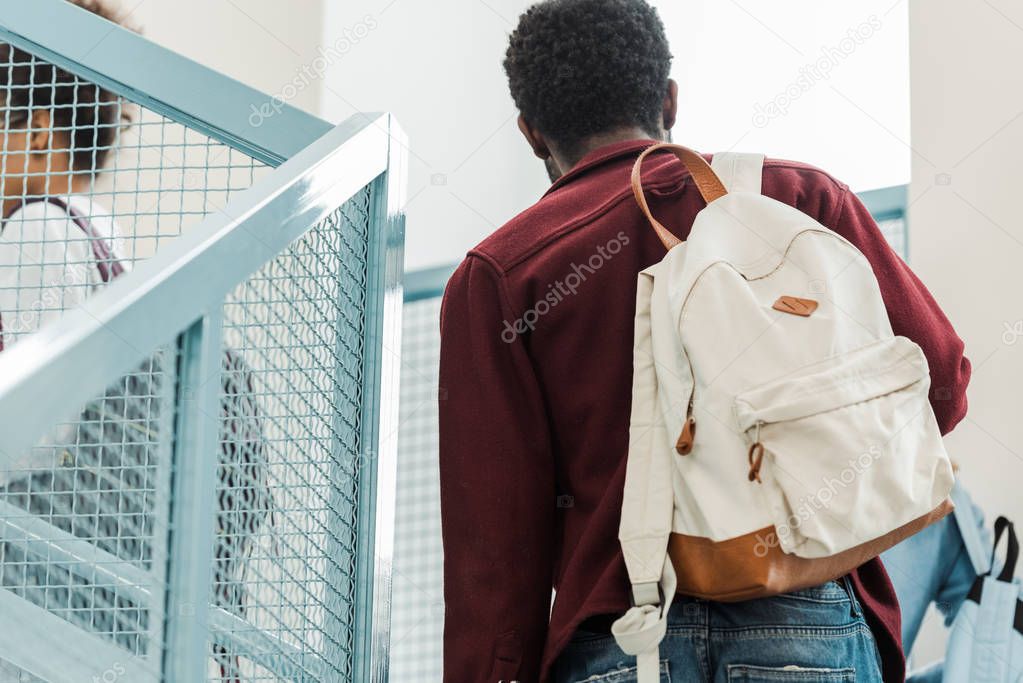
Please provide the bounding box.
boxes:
[321,0,910,271]
[657,2,910,191]
[127,0,326,115]
[86,0,326,261]
[321,0,549,271]
[113,0,915,271]
[907,0,1023,663]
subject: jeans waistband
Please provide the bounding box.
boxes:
[574,577,856,635]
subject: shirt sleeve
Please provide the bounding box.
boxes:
[438,254,556,683]
[0,202,92,346]
[0,202,92,474]
[828,187,971,434]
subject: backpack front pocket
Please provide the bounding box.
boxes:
[733,336,954,558]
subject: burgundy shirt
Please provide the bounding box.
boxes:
[438,139,971,683]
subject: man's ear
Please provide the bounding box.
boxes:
[27,109,52,152]
[662,79,679,132]
[517,115,553,161]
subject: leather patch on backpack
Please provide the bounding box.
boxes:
[772,295,818,317]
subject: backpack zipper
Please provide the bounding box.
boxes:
[675,388,696,455]
[747,420,765,483]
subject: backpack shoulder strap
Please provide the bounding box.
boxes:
[612,265,678,683]
[710,152,766,194]
[631,143,728,251]
[46,198,125,283]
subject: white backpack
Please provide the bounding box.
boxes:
[610,144,955,683]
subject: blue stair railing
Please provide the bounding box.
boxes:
[0,2,405,682]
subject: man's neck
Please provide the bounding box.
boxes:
[554,126,664,175]
[3,173,86,219]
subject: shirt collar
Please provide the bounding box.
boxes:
[543,138,660,196]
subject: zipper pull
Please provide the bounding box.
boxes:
[747,421,765,483]
[675,415,696,455]
[747,443,765,483]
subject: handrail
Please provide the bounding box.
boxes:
[0,0,332,166]
[0,112,395,469]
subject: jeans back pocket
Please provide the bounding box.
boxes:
[727,664,855,681]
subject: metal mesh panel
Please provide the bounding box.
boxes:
[0,42,265,680]
[391,295,444,683]
[0,345,177,676]
[209,188,373,681]
[0,45,268,347]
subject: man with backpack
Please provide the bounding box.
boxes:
[438,1,971,681]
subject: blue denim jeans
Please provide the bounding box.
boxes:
[553,577,883,682]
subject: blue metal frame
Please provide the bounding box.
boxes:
[352,120,408,683]
[0,110,404,679]
[0,0,332,166]
[163,315,223,681]
[859,184,909,258]
[858,184,909,223]
[0,500,329,676]
[0,588,159,682]
[404,263,457,303]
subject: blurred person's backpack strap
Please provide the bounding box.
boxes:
[614,144,955,683]
[38,197,125,282]
[0,197,125,351]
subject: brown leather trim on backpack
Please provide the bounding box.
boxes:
[675,416,696,455]
[772,295,819,317]
[630,143,729,251]
[668,497,954,602]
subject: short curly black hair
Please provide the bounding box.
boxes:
[504,0,672,157]
[0,0,138,178]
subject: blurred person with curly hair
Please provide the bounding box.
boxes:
[0,0,136,344]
